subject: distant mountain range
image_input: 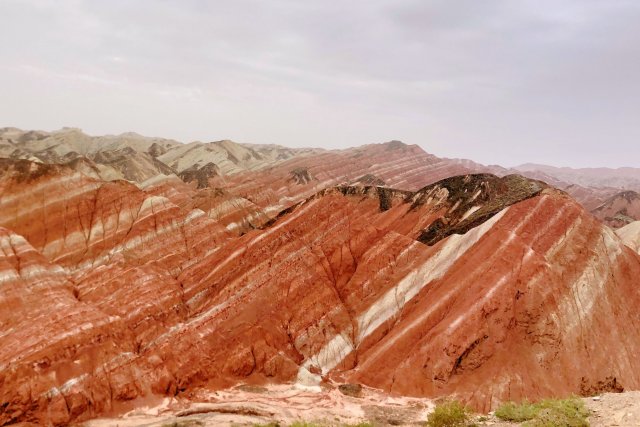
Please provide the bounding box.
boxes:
[2,127,639,227]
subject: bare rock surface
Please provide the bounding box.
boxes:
[617,221,640,254]
[585,391,640,427]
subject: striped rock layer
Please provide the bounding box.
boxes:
[1,160,640,425]
[4,126,631,225]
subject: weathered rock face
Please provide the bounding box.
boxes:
[616,221,640,254]
[591,190,640,228]
[178,162,222,189]
[2,159,640,425]
[288,167,315,185]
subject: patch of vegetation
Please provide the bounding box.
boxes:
[161,420,204,427]
[494,400,540,422]
[255,421,374,427]
[288,422,322,427]
[495,397,590,427]
[425,400,474,427]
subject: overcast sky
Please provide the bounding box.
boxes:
[1,0,639,167]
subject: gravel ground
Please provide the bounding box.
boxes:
[83,388,640,426]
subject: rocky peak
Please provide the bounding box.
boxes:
[384,140,408,150]
[411,174,548,245]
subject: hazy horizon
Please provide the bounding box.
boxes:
[2,0,640,169]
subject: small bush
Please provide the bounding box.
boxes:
[161,420,204,427]
[426,400,473,427]
[495,397,589,427]
[494,400,539,422]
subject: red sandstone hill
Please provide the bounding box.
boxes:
[5,127,639,226]
[1,158,640,425]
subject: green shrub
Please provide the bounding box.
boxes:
[426,400,473,427]
[161,420,204,427]
[495,397,589,427]
[494,400,539,422]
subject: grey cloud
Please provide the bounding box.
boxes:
[1,0,639,167]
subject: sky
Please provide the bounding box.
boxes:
[1,0,639,168]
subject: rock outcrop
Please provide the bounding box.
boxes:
[1,159,640,425]
[178,162,222,189]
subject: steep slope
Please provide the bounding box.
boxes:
[591,191,640,228]
[0,227,137,426]
[1,162,640,425]
[616,221,640,254]
[213,140,487,217]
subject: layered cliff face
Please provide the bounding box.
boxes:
[2,159,640,426]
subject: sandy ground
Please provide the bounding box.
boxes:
[83,384,434,426]
[83,386,640,427]
[584,391,640,427]
[478,391,640,427]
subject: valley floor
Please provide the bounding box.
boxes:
[82,386,640,427]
